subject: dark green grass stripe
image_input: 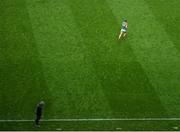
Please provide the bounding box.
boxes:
[0,0,52,119]
[67,0,166,117]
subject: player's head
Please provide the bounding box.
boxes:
[124,19,127,22]
[39,101,45,107]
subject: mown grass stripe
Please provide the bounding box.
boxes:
[145,0,180,51]
[26,0,113,118]
[0,0,51,119]
[108,0,180,116]
[68,0,166,117]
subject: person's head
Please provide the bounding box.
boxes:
[39,101,45,107]
[124,19,127,22]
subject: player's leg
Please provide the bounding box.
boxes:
[35,115,41,127]
[123,32,127,37]
[118,31,123,39]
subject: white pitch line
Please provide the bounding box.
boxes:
[1,118,180,122]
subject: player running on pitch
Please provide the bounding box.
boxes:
[118,20,128,40]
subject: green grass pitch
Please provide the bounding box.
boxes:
[0,0,180,130]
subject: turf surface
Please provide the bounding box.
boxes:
[0,0,180,130]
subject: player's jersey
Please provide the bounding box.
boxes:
[122,22,127,30]
[36,104,43,116]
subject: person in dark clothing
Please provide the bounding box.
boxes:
[35,101,45,126]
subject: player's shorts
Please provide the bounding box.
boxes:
[121,29,127,33]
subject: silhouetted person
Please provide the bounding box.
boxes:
[35,101,45,127]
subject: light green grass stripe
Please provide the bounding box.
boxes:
[108,0,180,116]
[26,0,113,118]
